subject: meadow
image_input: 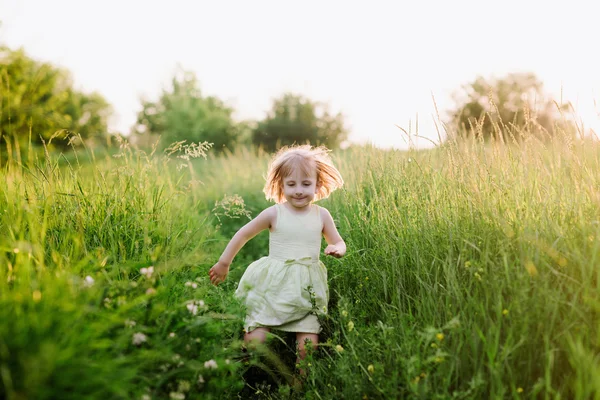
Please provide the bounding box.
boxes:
[1,132,599,399]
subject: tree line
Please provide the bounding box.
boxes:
[0,45,575,153]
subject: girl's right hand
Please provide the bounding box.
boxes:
[209,261,230,285]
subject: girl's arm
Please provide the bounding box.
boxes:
[209,206,275,285]
[321,208,346,258]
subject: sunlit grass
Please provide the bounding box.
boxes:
[1,130,599,399]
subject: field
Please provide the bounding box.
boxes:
[1,134,599,399]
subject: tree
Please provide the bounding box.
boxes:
[448,72,571,142]
[252,93,347,151]
[133,69,239,151]
[0,46,112,149]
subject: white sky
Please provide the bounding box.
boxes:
[1,0,599,149]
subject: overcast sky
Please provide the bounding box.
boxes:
[1,0,598,148]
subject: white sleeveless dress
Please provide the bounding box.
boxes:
[235,203,329,334]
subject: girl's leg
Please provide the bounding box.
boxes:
[244,327,271,345]
[296,332,319,361]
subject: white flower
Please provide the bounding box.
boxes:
[141,395,151,400]
[192,283,197,289]
[125,319,137,328]
[185,281,193,287]
[186,300,206,315]
[140,266,154,278]
[186,303,198,315]
[84,275,95,287]
[204,359,218,369]
[169,332,176,338]
[197,374,205,384]
[132,332,147,345]
[169,392,185,400]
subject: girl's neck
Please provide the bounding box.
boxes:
[282,202,313,215]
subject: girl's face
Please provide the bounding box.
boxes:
[282,167,320,210]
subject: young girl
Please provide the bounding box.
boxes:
[209,144,346,362]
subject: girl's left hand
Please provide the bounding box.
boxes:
[324,244,345,258]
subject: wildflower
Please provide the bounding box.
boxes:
[367,364,375,374]
[197,375,205,384]
[192,282,197,289]
[13,248,19,254]
[146,288,157,295]
[502,309,509,316]
[225,359,231,364]
[434,356,444,363]
[517,387,523,393]
[464,261,471,269]
[140,266,154,278]
[436,333,444,341]
[558,257,567,267]
[84,276,95,287]
[412,376,420,384]
[177,380,191,392]
[431,343,438,348]
[365,276,369,281]
[335,345,344,353]
[32,290,42,302]
[341,310,348,317]
[474,272,482,281]
[204,359,218,369]
[125,319,137,328]
[169,392,185,400]
[185,281,193,287]
[525,261,538,277]
[186,300,206,315]
[169,332,176,338]
[347,320,355,332]
[132,332,147,345]
[589,235,595,242]
[141,395,151,400]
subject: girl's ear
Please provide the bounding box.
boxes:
[315,179,323,193]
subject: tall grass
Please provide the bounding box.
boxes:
[1,130,599,399]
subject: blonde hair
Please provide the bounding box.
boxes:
[263,145,344,203]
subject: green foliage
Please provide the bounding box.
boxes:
[133,69,240,152]
[448,72,574,142]
[0,46,112,149]
[2,130,600,398]
[252,93,348,151]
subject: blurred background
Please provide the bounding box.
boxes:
[1,0,598,152]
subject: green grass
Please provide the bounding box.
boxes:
[1,132,599,399]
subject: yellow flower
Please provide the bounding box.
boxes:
[464,261,471,268]
[558,257,567,267]
[341,310,348,317]
[474,272,482,281]
[502,309,509,316]
[32,290,42,302]
[517,387,523,393]
[525,261,538,277]
[335,345,344,353]
[365,276,369,280]
[431,343,438,348]
[436,333,444,341]
[367,364,374,374]
[347,321,355,332]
